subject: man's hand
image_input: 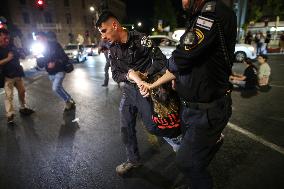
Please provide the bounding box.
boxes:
[47,62,55,69]
[138,81,151,97]
[136,71,148,81]
[7,52,14,61]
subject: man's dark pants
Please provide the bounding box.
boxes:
[176,95,232,189]
[119,84,157,163]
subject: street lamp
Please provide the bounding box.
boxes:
[90,6,95,12]
[137,22,142,27]
[152,28,155,32]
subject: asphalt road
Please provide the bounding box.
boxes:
[0,54,283,189]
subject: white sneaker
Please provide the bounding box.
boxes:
[116,161,141,175]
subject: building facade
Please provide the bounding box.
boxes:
[6,0,126,48]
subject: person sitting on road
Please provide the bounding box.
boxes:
[257,54,271,91]
[0,28,35,124]
[229,58,258,90]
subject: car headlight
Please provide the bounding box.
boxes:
[72,51,78,55]
[248,46,255,52]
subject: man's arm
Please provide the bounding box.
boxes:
[139,69,176,97]
[0,52,13,66]
[109,55,128,83]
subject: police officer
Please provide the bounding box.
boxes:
[95,11,167,175]
[140,0,237,188]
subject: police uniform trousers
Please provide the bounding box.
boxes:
[176,94,232,189]
[119,83,157,163]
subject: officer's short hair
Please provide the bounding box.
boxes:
[0,28,9,36]
[96,11,118,28]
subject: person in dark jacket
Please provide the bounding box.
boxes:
[139,0,237,188]
[35,32,75,111]
[0,28,34,124]
[96,11,167,176]
[230,58,258,90]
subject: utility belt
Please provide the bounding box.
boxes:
[181,90,231,110]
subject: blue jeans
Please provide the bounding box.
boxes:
[49,72,71,102]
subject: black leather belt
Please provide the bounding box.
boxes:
[181,90,231,110]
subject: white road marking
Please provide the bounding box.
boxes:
[228,122,284,155]
[270,84,284,88]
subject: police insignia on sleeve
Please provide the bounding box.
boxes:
[196,16,214,31]
[141,36,153,47]
[183,29,204,50]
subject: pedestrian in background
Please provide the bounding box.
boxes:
[139,0,236,188]
[245,31,253,45]
[279,32,284,53]
[0,28,34,124]
[96,11,166,176]
[98,39,111,87]
[35,32,75,111]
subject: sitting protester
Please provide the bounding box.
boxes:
[229,58,258,90]
[257,54,271,89]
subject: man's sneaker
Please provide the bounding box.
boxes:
[64,99,76,111]
[116,161,142,176]
[7,114,14,124]
[19,108,35,116]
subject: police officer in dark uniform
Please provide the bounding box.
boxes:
[140,0,237,188]
[95,11,167,175]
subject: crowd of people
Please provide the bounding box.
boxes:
[229,54,271,92]
[0,29,76,124]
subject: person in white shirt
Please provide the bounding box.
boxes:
[257,54,271,87]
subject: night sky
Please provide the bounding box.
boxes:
[122,0,185,34]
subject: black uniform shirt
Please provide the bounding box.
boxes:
[168,0,237,102]
[108,30,166,83]
[0,44,24,78]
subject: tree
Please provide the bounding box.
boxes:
[153,0,177,31]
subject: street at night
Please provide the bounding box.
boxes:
[0,54,283,189]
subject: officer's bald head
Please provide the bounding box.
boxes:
[96,11,119,28]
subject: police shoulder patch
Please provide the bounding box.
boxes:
[195,16,214,31]
[141,36,153,47]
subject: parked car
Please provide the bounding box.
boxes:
[64,44,88,62]
[234,43,256,62]
[149,35,179,58]
[85,44,98,56]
